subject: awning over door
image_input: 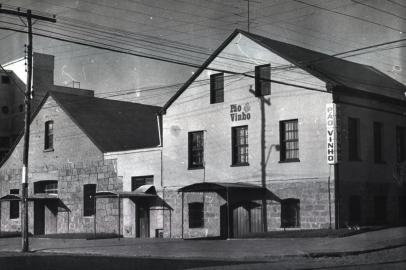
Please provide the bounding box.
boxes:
[178,182,280,203]
[0,194,21,201]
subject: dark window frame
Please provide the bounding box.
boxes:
[210,73,224,104]
[9,189,19,219]
[188,131,204,169]
[131,175,154,191]
[279,119,299,162]
[281,198,300,228]
[373,122,384,163]
[44,120,54,150]
[188,202,204,228]
[83,184,96,217]
[255,64,271,96]
[34,180,58,194]
[396,126,406,163]
[232,125,249,166]
[348,117,361,161]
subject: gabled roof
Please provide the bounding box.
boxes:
[161,29,406,113]
[50,91,161,152]
[1,91,162,166]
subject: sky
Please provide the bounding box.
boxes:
[0,0,405,105]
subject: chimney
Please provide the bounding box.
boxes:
[33,53,54,89]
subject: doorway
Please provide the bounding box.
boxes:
[232,201,262,238]
[33,201,58,235]
[136,203,150,238]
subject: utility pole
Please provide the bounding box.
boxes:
[249,84,270,234]
[0,5,56,252]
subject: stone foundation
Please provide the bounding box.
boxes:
[0,159,123,235]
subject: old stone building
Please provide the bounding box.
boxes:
[1,30,405,239]
[152,29,406,239]
[0,90,161,235]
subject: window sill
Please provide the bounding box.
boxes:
[188,166,204,170]
[10,217,19,220]
[43,148,54,152]
[279,159,300,163]
[83,215,95,218]
[230,163,249,167]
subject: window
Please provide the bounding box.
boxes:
[34,180,58,194]
[83,184,96,217]
[232,125,249,165]
[9,189,19,219]
[280,120,299,162]
[188,131,204,169]
[1,75,10,84]
[396,126,406,162]
[1,106,9,114]
[255,64,270,96]
[44,121,54,150]
[131,175,153,191]
[281,198,300,228]
[348,117,360,161]
[210,73,224,104]
[373,122,384,163]
[188,202,204,228]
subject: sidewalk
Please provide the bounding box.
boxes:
[0,227,405,260]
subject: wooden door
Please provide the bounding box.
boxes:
[232,202,263,238]
[136,204,149,238]
[33,201,45,235]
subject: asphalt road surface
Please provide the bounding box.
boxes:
[0,245,405,270]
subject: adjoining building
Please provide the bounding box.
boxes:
[0,69,25,161]
[154,29,406,239]
[0,89,161,235]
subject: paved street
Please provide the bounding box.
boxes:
[0,227,405,269]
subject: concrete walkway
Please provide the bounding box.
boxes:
[0,227,405,260]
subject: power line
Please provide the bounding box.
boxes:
[352,0,406,21]
[292,0,405,33]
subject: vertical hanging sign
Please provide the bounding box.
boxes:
[326,103,340,164]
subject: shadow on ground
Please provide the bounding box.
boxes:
[0,253,260,270]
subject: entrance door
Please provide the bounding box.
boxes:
[45,202,58,234]
[136,204,149,238]
[232,202,263,238]
[34,201,45,235]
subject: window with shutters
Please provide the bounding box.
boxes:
[210,73,224,104]
[280,120,299,162]
[255,64,270,96]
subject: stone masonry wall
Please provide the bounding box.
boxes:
[162,178,334,238]
[0,159,122,234]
